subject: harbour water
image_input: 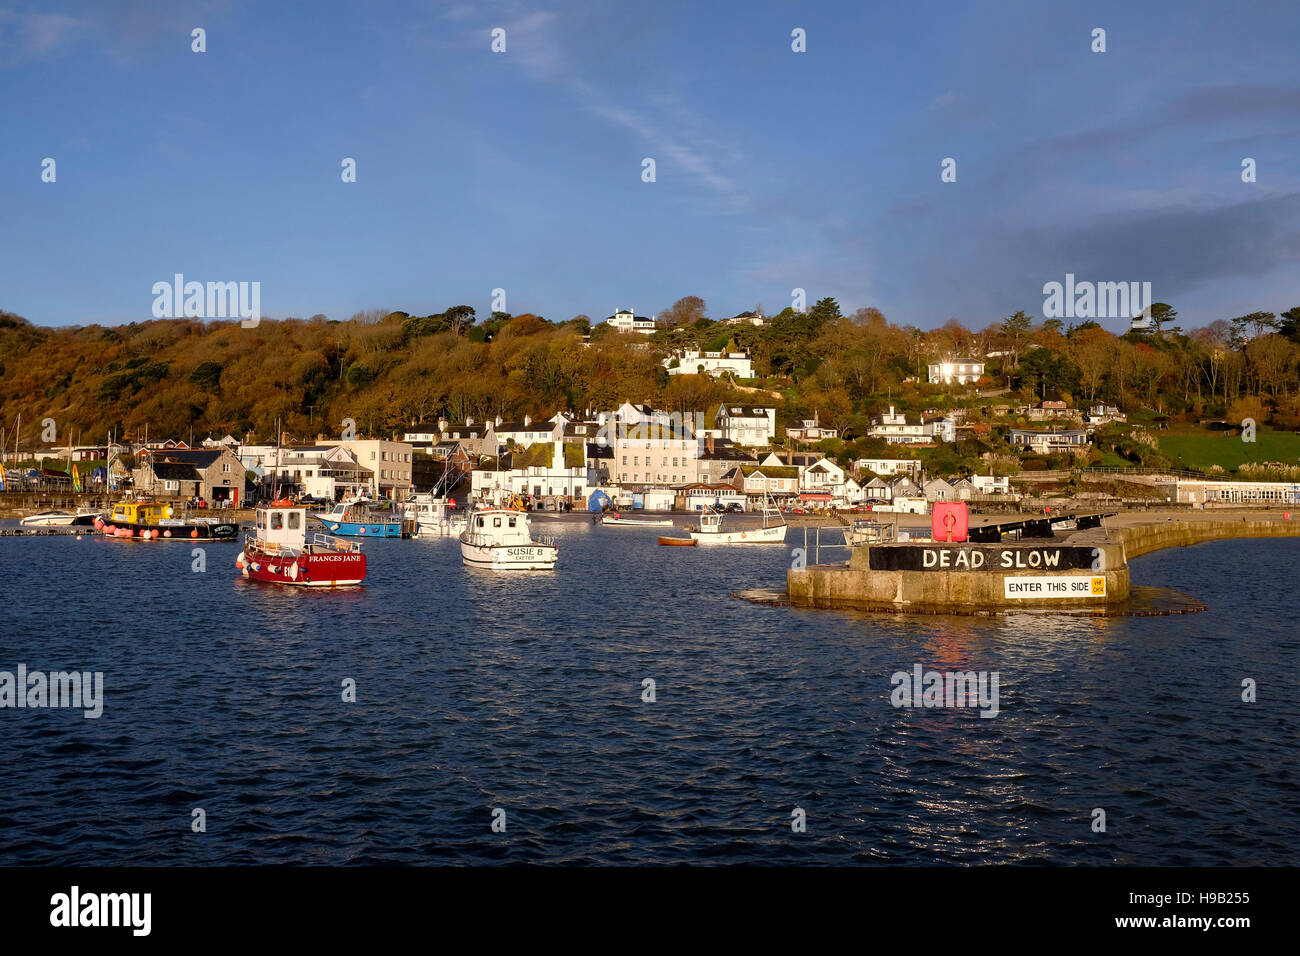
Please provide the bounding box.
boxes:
[0,522,1295,865]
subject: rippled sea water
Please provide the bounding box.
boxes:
[0,520,1295,865]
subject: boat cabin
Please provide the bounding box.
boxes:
[255,504,308,551]
[110,501,173,525]
[699,511,725,533]
[468,508,531,544]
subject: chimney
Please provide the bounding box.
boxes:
[495,415,502,426]
[706,435,715,454]
[466,416,474,426]
[437,417,448,432]
[524,414,531,427]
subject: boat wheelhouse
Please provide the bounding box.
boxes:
[459,507,558,570]
[238,502,366,587]
[94,500,238,540]
[407,493,467,537]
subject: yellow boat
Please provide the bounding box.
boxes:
[94,501,239,540]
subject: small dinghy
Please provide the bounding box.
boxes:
[658,536,697,546]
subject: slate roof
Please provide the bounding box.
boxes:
[151,461,201,481]
[150,449,224,469]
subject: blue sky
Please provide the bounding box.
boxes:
[2,0,1297,332]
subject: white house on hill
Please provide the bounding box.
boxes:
[605,309,657,334]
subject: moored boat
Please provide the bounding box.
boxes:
[311,500,404,537]
[688,499,787,545]
[460,507,558,570]
[407,493,467,537]
[658,535,696,546]
[237,501,366,587]
[20,509,99,527]
[602,513,675,528]
[93,501,238,540]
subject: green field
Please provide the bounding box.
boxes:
[1158,428,1300,472]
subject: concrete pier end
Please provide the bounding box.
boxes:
[787,515,1300,614]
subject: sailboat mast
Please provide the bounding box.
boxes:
[272,417,281,500]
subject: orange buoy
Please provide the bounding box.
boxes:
[191,529,199,538]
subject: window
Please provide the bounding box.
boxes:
[633,456,639,466]
[509,516,517,527]
[369,452,376,460]
[271,512,283,530]
[493,517,501,528]
[288,512,301,529]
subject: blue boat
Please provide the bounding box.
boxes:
[311,501,404,537]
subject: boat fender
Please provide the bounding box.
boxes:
[235,551,245,569]
[359,527,367,534]
[288,562,299,580]
[191,529,199,538]
[164,530,172,537]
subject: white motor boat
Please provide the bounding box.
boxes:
[20,510,78,526]
[689,500,787,545]
[20,508,99,527]
[600,513,674,528]
[460,507,558,570]
[407,493,467,537]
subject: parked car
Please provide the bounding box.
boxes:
[725,503,745,513]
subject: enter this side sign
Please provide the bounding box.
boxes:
[1004,576,1107,599]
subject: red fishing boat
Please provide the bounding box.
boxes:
[236,500,366,587]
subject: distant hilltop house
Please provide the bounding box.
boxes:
[854,457,922,478]
[1085,404,1126,426]
[1023,400,1081,422]
[1008,427,1092,455]
[715,404,776,447]
[927,359,985,385]
[604,308,657,334]
[665,348,753,378]
[785,414,838,442]
[867,406,953,444]
[722,312,767,327]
